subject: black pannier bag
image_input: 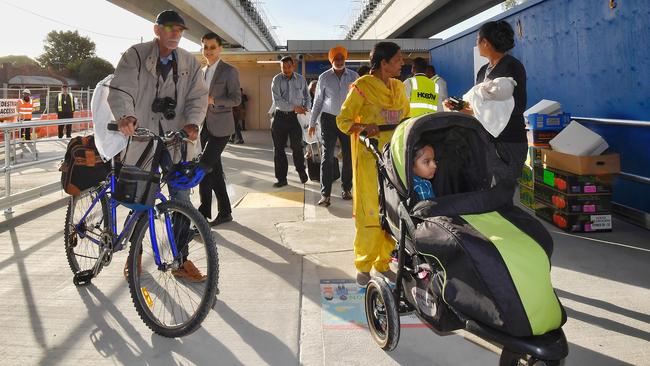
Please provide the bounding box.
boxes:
[112,139,161,210]
[60,135,111,196]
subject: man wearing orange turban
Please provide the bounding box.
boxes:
[309,46,359,207]
[328,46,348,64]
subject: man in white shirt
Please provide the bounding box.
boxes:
[308,46,359,206]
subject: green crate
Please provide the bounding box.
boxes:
[519,165,534,188]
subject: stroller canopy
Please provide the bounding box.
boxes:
[387,112,501,199]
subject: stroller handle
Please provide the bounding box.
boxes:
[359,131,381,158]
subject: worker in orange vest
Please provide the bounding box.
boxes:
[17,89,33,140]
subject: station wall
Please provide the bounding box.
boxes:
[429,0,650,214]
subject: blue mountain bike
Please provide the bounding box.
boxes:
[64,126,218,337]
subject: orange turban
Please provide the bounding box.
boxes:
[328,46,348,63]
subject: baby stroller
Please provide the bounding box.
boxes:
[361,112,568,366]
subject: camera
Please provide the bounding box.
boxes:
[151,97,177,120]
[447,96,467,111]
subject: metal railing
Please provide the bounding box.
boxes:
[573,116,650,186]
[0,117,92,214]
[1,88,94,115]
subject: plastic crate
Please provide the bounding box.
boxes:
[526,113,571,130]
[535,202,612,233]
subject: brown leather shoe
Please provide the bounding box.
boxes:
[172,260,208,283]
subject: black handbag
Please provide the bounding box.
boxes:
[113,139,161,210]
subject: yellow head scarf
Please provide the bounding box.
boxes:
[352,75,409,113]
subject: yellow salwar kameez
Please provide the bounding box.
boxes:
[336,75,410,273]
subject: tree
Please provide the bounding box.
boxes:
[37,30,96,72]
[0,55,38,67]
[502,0,525,10]
[77,57,115,87]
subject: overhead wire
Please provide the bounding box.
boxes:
[0,0,141,41]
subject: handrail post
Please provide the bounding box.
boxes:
[4,129,13,215]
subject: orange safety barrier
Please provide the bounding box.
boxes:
[0,112,93,141]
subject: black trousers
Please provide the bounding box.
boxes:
[58,112,73,138]
[231,117,244,142]
[320,112,352,196]
[198,128,231,219]
[494,141,528,198]
[271,111,305,182]
[21,118,32,140]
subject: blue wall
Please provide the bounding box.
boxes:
[430,0,650,213]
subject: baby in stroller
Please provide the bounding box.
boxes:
[411,142,437,202]
[361,112,568,365]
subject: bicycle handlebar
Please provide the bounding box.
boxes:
[107,122,187,142]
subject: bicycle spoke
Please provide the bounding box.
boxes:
[128,200,218,337]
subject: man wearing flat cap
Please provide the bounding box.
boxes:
[109,9,209,282]
[308,46,358,206]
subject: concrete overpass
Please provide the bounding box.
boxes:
[346,0,502,39]
[108,0,278,51]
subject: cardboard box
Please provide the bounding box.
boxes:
[519,183,541,211]
[520,165,534,188]
[527,129,559,146]
[533,165,614,194]
[526,113,571,131]
[525,146,543,168]
[540,149,621,175]
[535,202,612,233]
[534,182,612,214]
[524,99,562,116]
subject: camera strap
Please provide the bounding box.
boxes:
[154,53,179,134]
[155,55,179,102]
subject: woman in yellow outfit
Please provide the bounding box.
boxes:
[336,42,410,286]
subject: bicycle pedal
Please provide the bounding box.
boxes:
[73,269,94,287]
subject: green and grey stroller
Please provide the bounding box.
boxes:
[360,112,568,366]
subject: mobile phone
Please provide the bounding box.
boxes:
[448,97,466,111]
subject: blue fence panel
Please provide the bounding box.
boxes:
[430,0,650,213]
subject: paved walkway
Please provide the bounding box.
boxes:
[0,131,648,365]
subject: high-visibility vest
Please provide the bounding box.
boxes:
[57,93,75,113]
[407,74,438,118]
[17,99,33,120]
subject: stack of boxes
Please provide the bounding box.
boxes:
[532,146,620,233]
[526,113,572,147]
[519,112,571,211]
[521,108,620,233]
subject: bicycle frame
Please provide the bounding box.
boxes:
[73,172,180,268]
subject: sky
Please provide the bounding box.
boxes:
[1,0,504,67]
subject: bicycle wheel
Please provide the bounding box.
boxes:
[65,189,111,275]
[127,199,218,337]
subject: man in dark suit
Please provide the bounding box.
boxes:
[198,32,241,226]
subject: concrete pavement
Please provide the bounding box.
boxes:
[0,130,648,365]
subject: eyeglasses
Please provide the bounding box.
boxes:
[162,24,184,33]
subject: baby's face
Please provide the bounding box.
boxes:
[413,146,437,180]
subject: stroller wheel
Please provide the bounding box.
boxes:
[499,349,562,366]
[365,278,400,351]
[499,349,524,366]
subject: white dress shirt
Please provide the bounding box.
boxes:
[203,59,221,85]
